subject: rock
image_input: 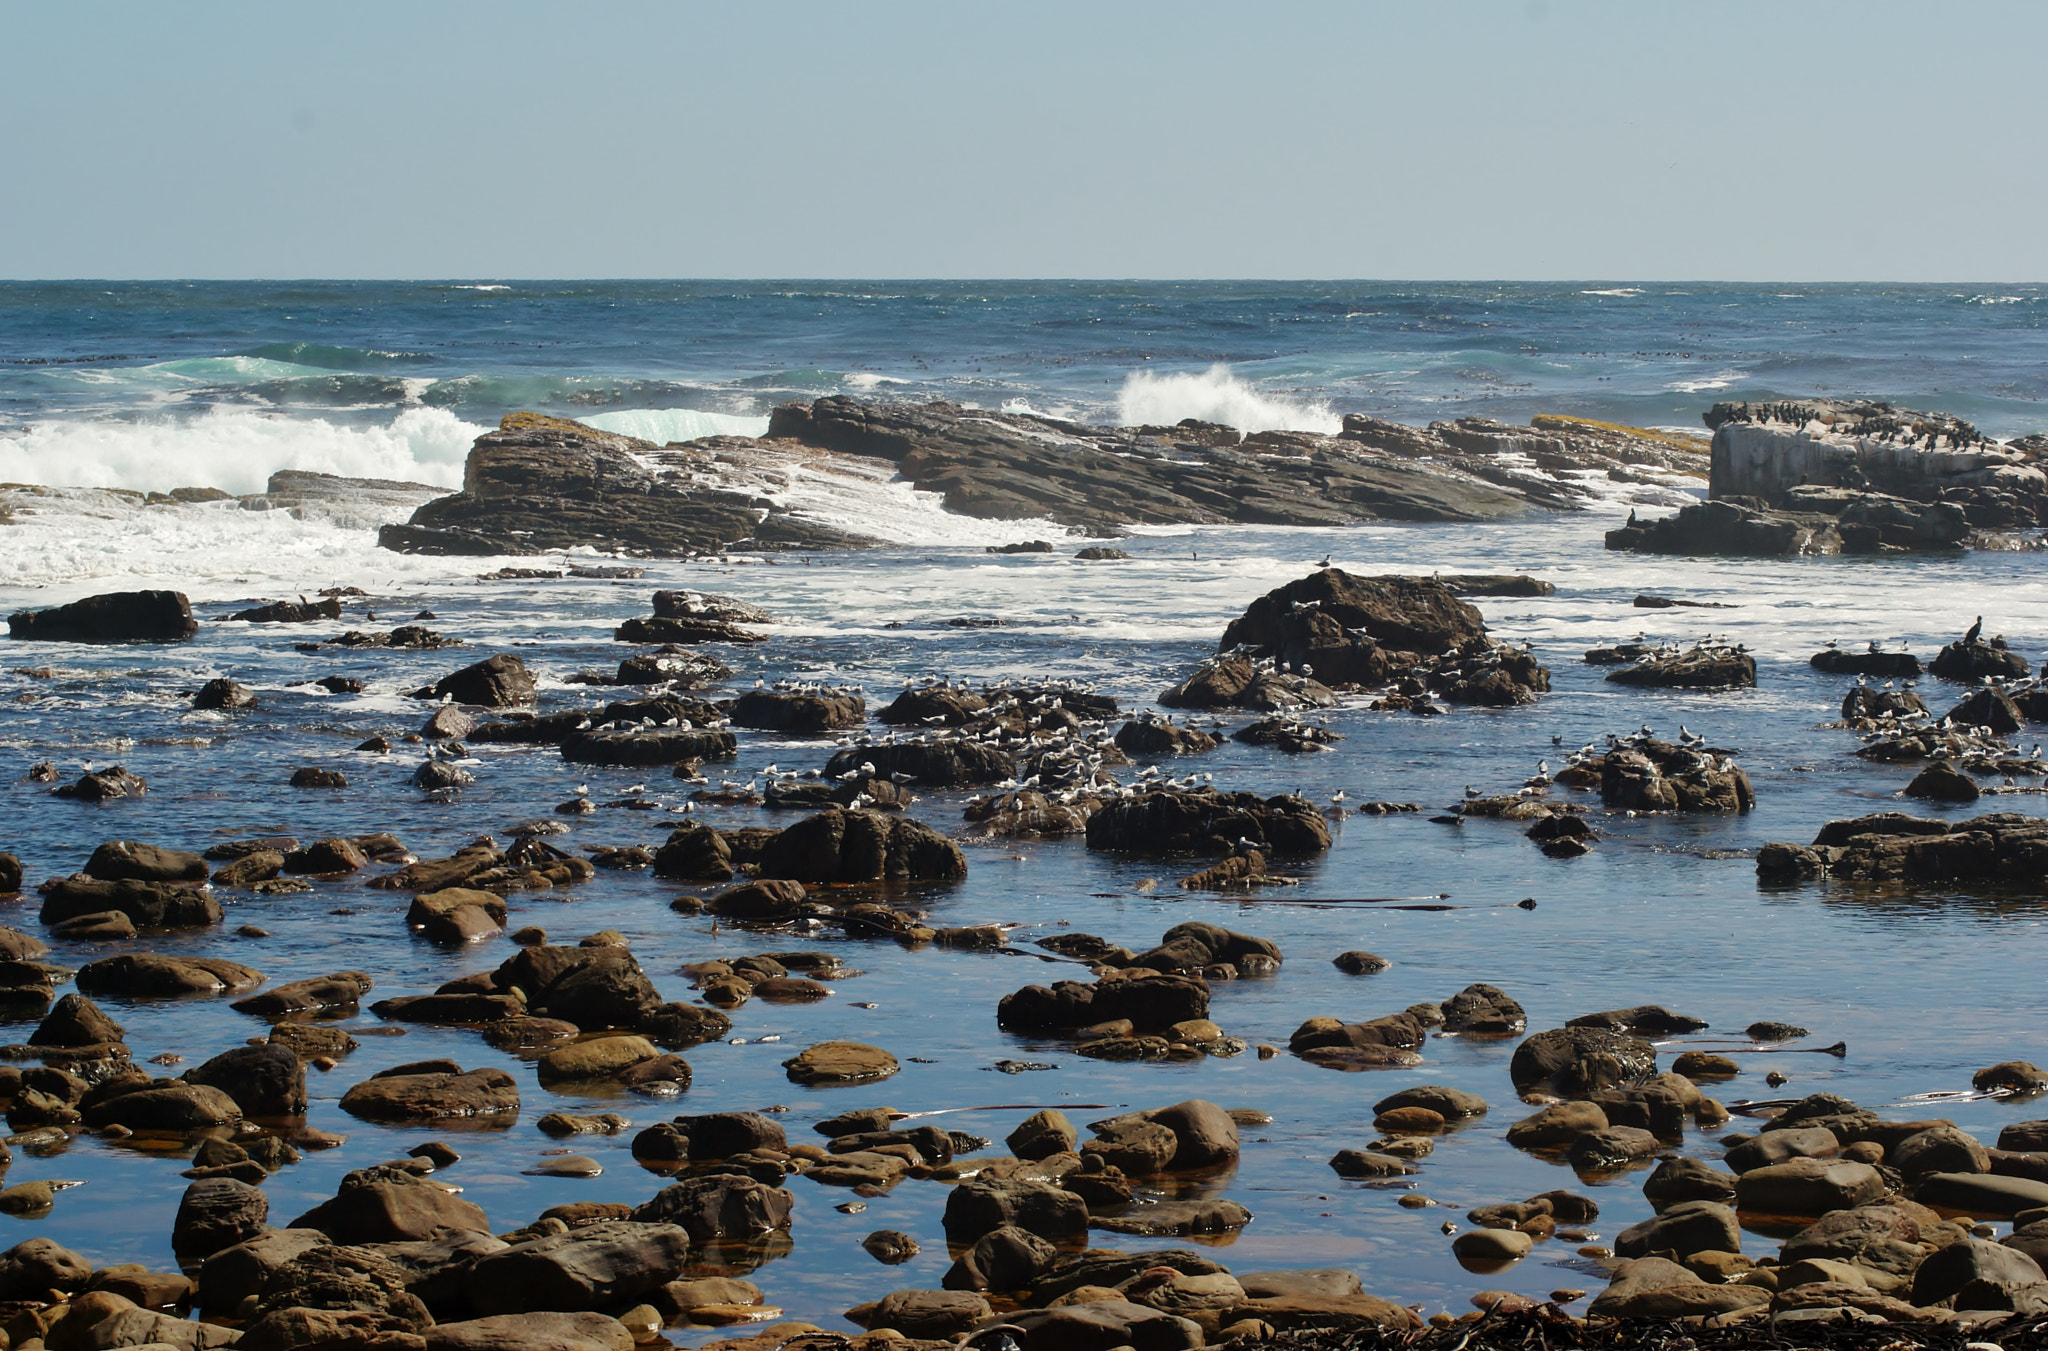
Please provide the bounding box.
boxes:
[1978,1062,2048,1095]
[1453,1228,1533,1263]
[614,647,734,685]
[215,851,285,888]
[1616,1200,1742,1259]
[81,1306,243,1349]
[427,1312,635,1351]
[753,809,967,883]
[228,597,343,624]
[185,1042,307,1118]
[705,878,808,921]
[536,1036,665,1086]
[1440,984,1525,1034]
[783,1041,898,1085]
[381,412,866,556]
[406,887,507,943]
[247,1242,432,1335]
[1086,787,1332,855]
[1008,1109,1078,1161]
[943,1177,1089,1246]
[1726,1126,1840,1173]
[1765,810,2048,884]
[1511,1026,1658,1096]
[1917,1171,2048,1216]
[84,1081,243,1131]
[1329,1149,1418,1178]
[651,822,733,880]
[1506,1101,1609,1148]
[858,1289,993,1338]
[284,837,370,874]
[1912,1236,2046,1306]
[173,1177,270,1265]
[34,993,127,1049]
[945,1224,1059,1292]
[8,589,198,642]
[1114,718,1221,755]
[198,1230,333,1312]
[85,840,208,883]
[1736,1158,1888,1217]
[1604,642,1758,689]
[194,677,259,710]
[76,954,262,997]
[1892,1125,1991,1178]
[1931,636,2032,681]
[434,653,536,708]
[339,1065,519,1123]
[1607,499,1844,557]
[1905,760,1981,801]
[862,1230,920,1264]
[233,971,374,1017]
[731,689,864,733]
[1587,1256,1773,1317]
[462,1220,691,1315]
[631,1175,793,1243]
[1644,1156,1740,1204]
[292,1170,491,1243]
[1590,738,1755,813]
[490,943,664,1030]
[0,1236,93,1298]
[1091,1198,1251,1236]
[40,875,223,930]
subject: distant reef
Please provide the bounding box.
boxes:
[376,400,1709,558]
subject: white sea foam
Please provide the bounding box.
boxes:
[1668,371,1746,393]
[0,408,480,496]
[1114,364,1340,435]
[1580,287,1646,298]
[842,373,913,390]
[579,408,773,443]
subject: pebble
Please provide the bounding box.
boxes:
[521,1155,602,1178]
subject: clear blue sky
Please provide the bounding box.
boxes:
[5,1,2043,280]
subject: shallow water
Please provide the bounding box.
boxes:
[2,514,2046,1335]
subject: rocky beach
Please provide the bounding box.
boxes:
[3,282,2048,1349]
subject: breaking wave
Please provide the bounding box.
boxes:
[1114,364,1340,436]
[0,408,481,496]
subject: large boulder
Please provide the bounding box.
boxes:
[753,808,967,883]
[9,589,198,642]
[1219,569,1487,654]
[1086,788,1332,856]
[461,1221,692,1315]
[77,953,263,997]
[39,876,223,930]
[84,840,209,883]
[434,653,536,709]
[630,1175,794,1243]
[824,739,1012,787]
[339,1065,519,1123]
[291,1168,492,1243]
[490,944,663,1030]
[731,688,864,733]
[1510,1026,1658,1097]
[184,1042,307,1118]
[173,1178,271,1266]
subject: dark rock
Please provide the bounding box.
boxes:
[185,1042,307,1119]
[434,653,535,709]
[1905,760,1982,802]
[339,1065,519,1123]
[1813,647,1923,677]
[1593,738,1754,813]
[8,589,198,642]
[232,971,374,1017]
[731,688,864,733]
[562,727,736,766]
[288,767,348,789]
[1086,787,1331,855]
[943,1176,1089,1245]
[32,992,126,1049]
[84,839,208,883]
[291,1170,490,1244]
[1606,643,1757,689]
[753,808,967,883]
[51,764,148,801]
[1114,718,1221,755]
[1607,499,1843,557]
[462,1220,693,1315]
[825,739,1011,787]
[380,412,867,556]
[173,1177,270,1266]
[631,1174,793,1243]
[1931,636,2031,682]
[614,646,734,685]
[228,597,343,624]
[1913,1236,2045,1306]
[194,677,259,710]
[1511,1026,1658,1097]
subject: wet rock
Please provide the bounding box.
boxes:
[651,822,733,880]
[233,971,374,1017]
[248,1242,433,1335]
[173,1177,270,1266]
[705,878,808,921]
[0,1236,93,1299]
[1978,1061,2048,1095]
[1930,635,2031,682]
[490,943,663,1030]
[1114,717,1221,755]
[427,1312,635,1351]
[76,953,262,997]
[185,1042,307,1118]
[1453,1228,1533,1263]
[40,875,223,930]
[862,1230,920,1264]
[536,1035,667,1087]
[406,887,507,943]
[1506,1101,1610,1149]
[824,739,1011,788]
[1008,1109,1078,1161]
[943,1177,1090,1245]
[1377,1085,1488,1120]
[1605,642,1757,689]
[1593,739,1755,813]
[412,759,474,791]
[614,647,734,685]
[944,1223,1058,1292]
[753,808,967,883]
[1892,1125,1991,1178]
[463,1220,692,1315]
[1912,1236,2045,1306]
[1086,787,1332,855]
[1329,1149,1419,1178]
[269,1023,358,1060]
[33,993,127,1051]
[8,589,198,642]
[1761,810,2048,884]
[1905,760,1981,801]
[434,653,536,709]
[194,677,259,710]
[1814,647,1923,678]
[1092,1198,1251,1236]
[84,1080,243,1131]
[1511,1026,1658,1097]
[1586,1256,1773,1317]
[1917,1171,2048,1216]
[1736,1158,1887,1217]
[1726,1126,1840,1173]
[229,597,343,624]
[339,1065,519,1123]
[783,1040,898,1085]
[1616,1200,1742,1258]
[288,767,348,789]
[84,839,208,883]
[731,688,865,733]
[1606,499,1844,557]
[1644,1156,1740,1204]
[292,1168,491,1243]
[1440,984,1525,1034]
[1333,951,1390,974]
[631,1174,793,1245]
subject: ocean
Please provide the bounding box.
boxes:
[0,281,2044,1334]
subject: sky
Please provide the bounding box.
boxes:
[4,1,2045,281]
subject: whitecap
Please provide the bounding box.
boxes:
[579,408,772,443]
[1580,288,1646,298]
[1114,364,1339,435]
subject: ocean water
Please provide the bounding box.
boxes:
[0,283,2045,1335]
